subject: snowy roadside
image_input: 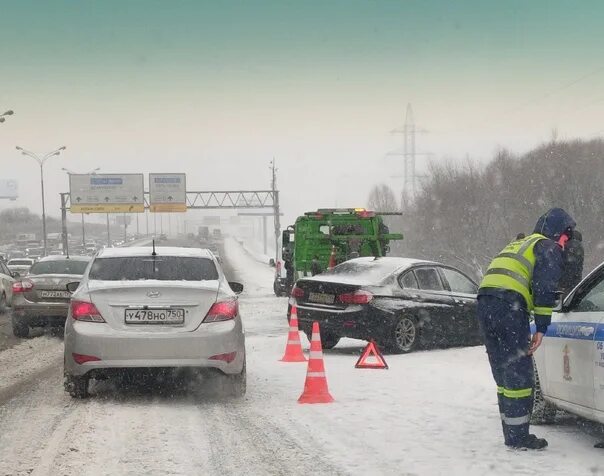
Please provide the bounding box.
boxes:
[232,235,274,267]
[0,335,63,401]
[0,238,600,476]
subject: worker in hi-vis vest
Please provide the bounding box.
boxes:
[477,207,576,450]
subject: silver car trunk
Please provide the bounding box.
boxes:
[87,280,220,333]
[24,274,80,303]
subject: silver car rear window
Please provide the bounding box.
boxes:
[8,260,33,266]
[29,260,90,275]
[89,256,219,281]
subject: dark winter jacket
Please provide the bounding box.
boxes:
[558,230,584,293]
[479,208,576,334]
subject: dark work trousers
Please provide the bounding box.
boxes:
[477,294,534,446]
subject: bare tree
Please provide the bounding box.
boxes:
[367,184,399,212]
[375,138,604,279]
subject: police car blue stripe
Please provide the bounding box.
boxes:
[595,324,604,341]
[539,321,603,340]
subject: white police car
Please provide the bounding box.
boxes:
[532,262,604,427]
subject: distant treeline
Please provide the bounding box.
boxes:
[369,138,604,280]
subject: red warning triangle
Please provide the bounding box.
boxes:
[355,341,388,369]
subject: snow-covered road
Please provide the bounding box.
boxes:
[0,238,602,475]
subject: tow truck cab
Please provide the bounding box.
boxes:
[273,208,402,296]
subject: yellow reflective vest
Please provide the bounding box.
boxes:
[479,233,548,312]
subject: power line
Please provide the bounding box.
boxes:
[501,66,604,117]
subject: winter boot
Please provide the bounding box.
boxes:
[508,434,548,450]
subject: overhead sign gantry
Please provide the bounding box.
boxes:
[60,180,281,257]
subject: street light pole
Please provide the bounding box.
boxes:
[81,214,86,248]
[17,146,66,256]
[38,161,47,253]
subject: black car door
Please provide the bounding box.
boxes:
[438,267,480,345]
[409,266,457,347]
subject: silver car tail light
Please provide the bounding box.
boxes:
[72,352,101,364]
[203,300,238,323]
[71,300,106,323]
[209,351,237,363]
[12,280,34,293]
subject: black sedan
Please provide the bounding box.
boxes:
[288,257,481,353]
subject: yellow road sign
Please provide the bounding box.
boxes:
[149,203,187,213]
[71,204,145,213]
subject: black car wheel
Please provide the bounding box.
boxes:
[388,316,420,354]
[65,373,90,399]
[304,330,340,350]
[226,360,247,398]
[11,315,29,338]
[0,292,6,314]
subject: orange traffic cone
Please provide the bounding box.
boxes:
[298,321,334,404]
[280,306,307,362]
[328,245,337,270]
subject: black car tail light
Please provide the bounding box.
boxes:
[337,290,374,305]
[291,286,305,299]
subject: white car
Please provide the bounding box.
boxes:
[532,262,604,427]
[0,260,16,311]
[7,258,35,277]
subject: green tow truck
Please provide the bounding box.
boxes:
[273,208,403,296]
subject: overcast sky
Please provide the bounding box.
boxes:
[1,0,603,226]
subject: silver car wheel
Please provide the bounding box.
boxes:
[394,317,416,351]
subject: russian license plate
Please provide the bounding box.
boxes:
[39,290,71,299]
[308,292,335,305]
[124,308,185,325]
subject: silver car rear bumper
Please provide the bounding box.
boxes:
[64,319,245,377]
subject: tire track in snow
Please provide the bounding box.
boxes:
[202,401,349,475]
[0,367,80,476]
[0,335,63,402]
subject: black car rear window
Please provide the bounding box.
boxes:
[89,256,219,281]
[29,260,90,275]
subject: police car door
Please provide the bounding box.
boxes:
[543,273,604,412]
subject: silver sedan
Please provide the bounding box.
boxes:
[11,255,91,337]
[63,246,246,398]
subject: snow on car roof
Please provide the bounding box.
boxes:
[97,246,214,259]
[303,256,440,285]
[37,255,91,262]
[342,256,438,268]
